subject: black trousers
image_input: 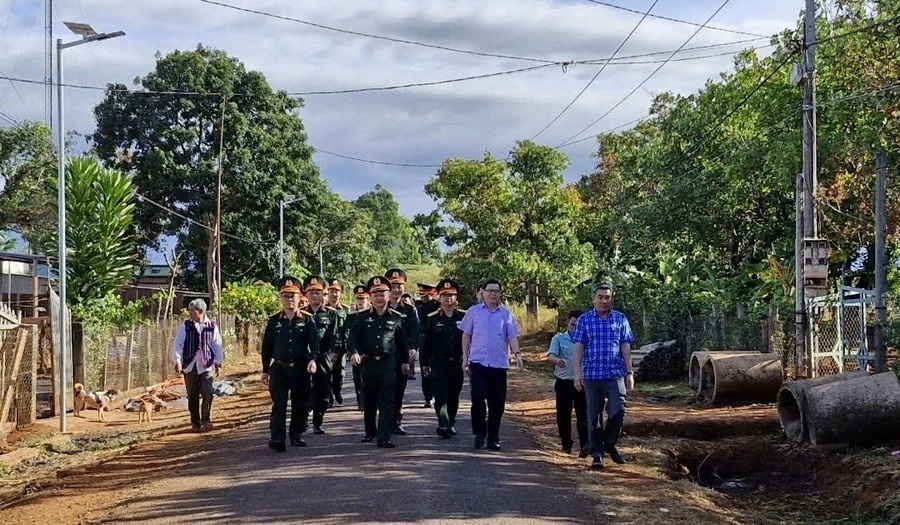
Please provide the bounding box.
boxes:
[469,362,507,443]
[268,364,311,442]
[554,378,588,449]
[420,359,434,402]
[311,365,331,427]
[352,363,364,409]
[330,358,346,401]
[393,368,409,426]
[362,358,396,442]
[431,359,464,430]
[183,369,215,425]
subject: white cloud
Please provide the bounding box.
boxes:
[0,0,799,218]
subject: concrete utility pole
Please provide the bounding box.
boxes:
[802,0,818,238]
[794,173,805,375]
[873,152,887,373]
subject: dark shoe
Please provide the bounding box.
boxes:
[335,393,343,405]
[377,440,396,448]
[191,423,202,432]
[201,422,214,432]
[591,456,604,470]
[313,426,325,435]
[562,445,573,454]
[486,441,501,451]
[423,401,432,408]
[268,439,286,452]
[328,399,334,408]
[392,425,407,435]
[289,435,307,447]
[448,426,458,436]
[360,435,374,443]
[605,445,626,465]
[408,375,416,380]
[578,445,591,458]
[474,435,486,449]
[436,427,452,439]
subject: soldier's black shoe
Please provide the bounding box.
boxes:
[328,399,334,408]
[392,425,407,435]
[448,426,458,435]
[377,440,396,448]
[591,455,604,470]
[268,439,286,452]
[578,445,591,458]
[486,441,501,451]
[605,445,626,465]
[289,435,307,447]
[474,435,486,449]
[360,435,374,443]
[436,427,452,439]
[408,375,416,380]
[423,400,432,408]
[335,393,343,405]
[562,445,573,454]
[313,426,326,435]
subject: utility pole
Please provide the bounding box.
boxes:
[873,152,887,373]
[794,173,806,376]
[802,0,818,238]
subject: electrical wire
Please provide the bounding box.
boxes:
[199,0,570,65]
[584,0,767,37]
[530,0,660,140]
[313,148,441,168]
[556,0,736,148]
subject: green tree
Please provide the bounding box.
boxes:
[0,121,56,248]
[34,157,137,307]
[426,140,594,304]
[90,46,334,301]
[353,185,422,268]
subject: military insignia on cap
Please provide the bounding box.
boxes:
[374,277,381,285]
[311,278,318,284]
[443,282,451,289]
[332,280,339,286]
[392,271,399,278]
[285,279,294,286]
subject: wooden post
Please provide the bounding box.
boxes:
[124,331,134,391]
[0,328,28,428]
[873,152,888,373]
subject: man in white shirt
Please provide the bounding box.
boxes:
[172,299,224,432]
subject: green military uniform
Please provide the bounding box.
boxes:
[415,283,440,407]
[421,279,466,438]
[261,276,320,451]
[384,268,420,434]
[303,275,343,434]
[349,275,408,447]
[327,279,350,406]
[346,285,370,411]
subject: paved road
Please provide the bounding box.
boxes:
[97,372,601,524]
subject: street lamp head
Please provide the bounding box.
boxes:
[95,30,126,42]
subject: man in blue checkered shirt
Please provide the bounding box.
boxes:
[572,282,634,471]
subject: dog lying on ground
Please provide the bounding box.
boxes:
[73,383,119,422]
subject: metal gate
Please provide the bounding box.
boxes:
[808,286,875,377]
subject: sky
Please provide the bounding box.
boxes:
[0,0,804,227]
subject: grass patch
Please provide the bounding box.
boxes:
[632,380,698,404]
[403,264,442,287]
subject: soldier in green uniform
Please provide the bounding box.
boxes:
[421,279,467,439]
[346,285,370,411]
[261,276,320,452]
[415,283,439,407]
[303,274,343,435]
[348,276,408,447]
[325,279,349,406]
[385,268,420,435]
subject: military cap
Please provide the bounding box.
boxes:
[417,282,436,293]
[352,284,369,298]
[367,275,390,293]
[385,268,408,284]
[435,279,460,296]
[302,274,326,292]
[277,276,302,294]
[327,279,344,291]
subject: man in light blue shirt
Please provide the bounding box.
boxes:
[460,278,522,451]
[547,310,587,454]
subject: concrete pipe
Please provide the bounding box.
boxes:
[699,353,783,406]
[777,371,869,443]
[689,351,759,392]
[806,372,900,448]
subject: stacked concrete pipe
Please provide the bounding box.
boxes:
[805,372,900,448]
[688,351,760,392]
[777,371,869,443]
[699,353,783,405]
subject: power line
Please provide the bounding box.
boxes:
[556,115,650,148]
[530,0,660,140]
[314,148,440,168]
[557,0,736,148]
[584,0,767,37]
[135,192,277,246]
[199,0,570,65]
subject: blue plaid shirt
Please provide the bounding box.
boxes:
[571,309,634,381]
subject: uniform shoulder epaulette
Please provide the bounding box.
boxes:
[456,308,467,314]
[325,306,336,312]
[299,309,312,317]
[358,307,371,313]
[388,308,407,317]
[427,309,440,317]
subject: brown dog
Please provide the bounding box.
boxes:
[73,383,119,422]
[137,398,155,423]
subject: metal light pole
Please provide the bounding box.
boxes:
[57,22,124,432]
[278,195,299,277]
